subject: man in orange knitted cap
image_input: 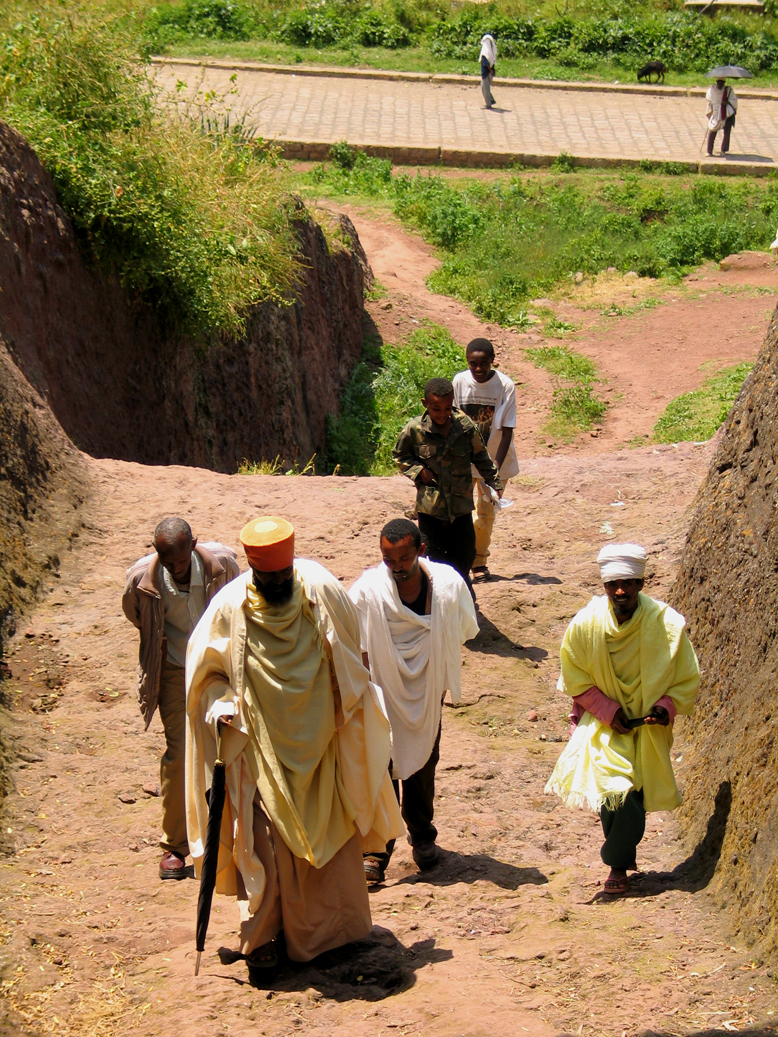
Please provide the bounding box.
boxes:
[185,517,403,979]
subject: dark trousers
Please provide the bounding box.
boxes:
[418,512,476,591]
[367,724,441,872]
[600,788,645,870]
[707,115,735,155]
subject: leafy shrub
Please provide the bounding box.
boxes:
[428,11,778,74]
[1,14,297,337]
[144,0,256,50]
[303,154,778,326]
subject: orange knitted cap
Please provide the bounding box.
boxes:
[239,516,295,572]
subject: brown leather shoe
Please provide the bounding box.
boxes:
[159,851,191,880]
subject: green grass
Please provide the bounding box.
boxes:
[303,148,778,328]
[0,10,297,337]
[653,362,754,442]
[523,344,607,438]
[325,322,466,475]
[141,0,778,87]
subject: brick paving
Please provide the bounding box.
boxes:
[158,61,778,169]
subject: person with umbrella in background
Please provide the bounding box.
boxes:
[185,516,403,980]
[705,65,751,156]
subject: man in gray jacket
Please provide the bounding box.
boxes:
[122,518,239,880]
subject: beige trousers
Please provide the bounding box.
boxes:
[473,477,510,567]
[157,662,189,857]
[240,794,372,962]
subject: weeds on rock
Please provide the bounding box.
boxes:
[0,11,297,338]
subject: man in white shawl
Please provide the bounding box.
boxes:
[349,518,478,883]
[185,516,403,977]
[545,544,700,895]
[479,34,497,109]
[706,78,738,157]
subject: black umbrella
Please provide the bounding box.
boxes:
[706,65,753,79]
[194,720,227,976]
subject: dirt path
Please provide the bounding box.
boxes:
[338,205,776,452]
[2,443,776,1037]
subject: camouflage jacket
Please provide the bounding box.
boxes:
[393,409,502,521]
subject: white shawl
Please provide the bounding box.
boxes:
[349,559,478,780]
[480,35,497,68]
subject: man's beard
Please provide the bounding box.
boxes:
[254,573,295,605]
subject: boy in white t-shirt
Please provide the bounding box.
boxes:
[453,338,519,581]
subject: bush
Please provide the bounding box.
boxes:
[1,14,297,337]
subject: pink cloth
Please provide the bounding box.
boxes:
[568,687,676,736]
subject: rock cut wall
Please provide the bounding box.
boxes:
[0,120,369,473]
[674,304,778,952]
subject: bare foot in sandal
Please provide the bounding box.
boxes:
[246,939,279,970]
[603,869,629,894]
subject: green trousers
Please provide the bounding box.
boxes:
[600,788,645,870]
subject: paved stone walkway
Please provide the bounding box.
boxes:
[158,60,778,170]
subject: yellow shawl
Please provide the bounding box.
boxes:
[545,593,699,813]
[185,561,403,915]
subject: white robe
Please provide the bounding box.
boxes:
[706,83,737,132]
[349,559,478,781]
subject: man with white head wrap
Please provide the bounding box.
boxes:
[545,544,700,894]
[479,34,497,109]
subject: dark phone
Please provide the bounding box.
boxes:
[624,706,668,730]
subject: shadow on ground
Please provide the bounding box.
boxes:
[488,572,563,586]
[590,780,732,904]
[217,926,450,999]
[467,611,548,662]
[633,1027,777,1037]
[396,848,547,890]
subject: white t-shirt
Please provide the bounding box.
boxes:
[453,368,519,480]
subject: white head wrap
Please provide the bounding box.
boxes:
[480,34,497,66]
[597,543,647,582]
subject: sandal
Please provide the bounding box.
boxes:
[603,875,629,895]
[246,940,279,970]
[363,856,385,885]
[471,566,491,583]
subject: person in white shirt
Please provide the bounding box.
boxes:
[349,519,478,883]
[453,339,519,582]
[706,79,738,157]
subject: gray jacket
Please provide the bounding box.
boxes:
[122,542,239,728]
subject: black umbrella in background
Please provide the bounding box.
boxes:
[195,720,227,976]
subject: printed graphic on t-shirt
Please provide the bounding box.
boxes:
[459,403,495,444]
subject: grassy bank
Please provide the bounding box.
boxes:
[524,344,607,439]
[302,149,778,327]
[143,0,778,86]
[653,361,754,442]
[0,11,297,337]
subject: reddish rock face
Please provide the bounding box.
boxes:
[0,119,369,473]
[673,305,778,954]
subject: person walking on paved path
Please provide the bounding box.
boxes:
[122,518,239,881]
[480,33,497,109]
[350,519,478,883]
[545,544,700,895]
[706,78,738,156]
[185,516,403,976]
[453,338,519,583]
[393,377,502,596]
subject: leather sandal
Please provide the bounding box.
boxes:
[471,566,491,583]
[246,940,279,970]
[603,875,629,895]
[363,856,385,885]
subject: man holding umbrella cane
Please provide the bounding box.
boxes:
[705,65,751,157]
[186,516,403,979]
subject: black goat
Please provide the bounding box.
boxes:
[637,60,666,84]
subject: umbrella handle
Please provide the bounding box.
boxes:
[215,717,225,766]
